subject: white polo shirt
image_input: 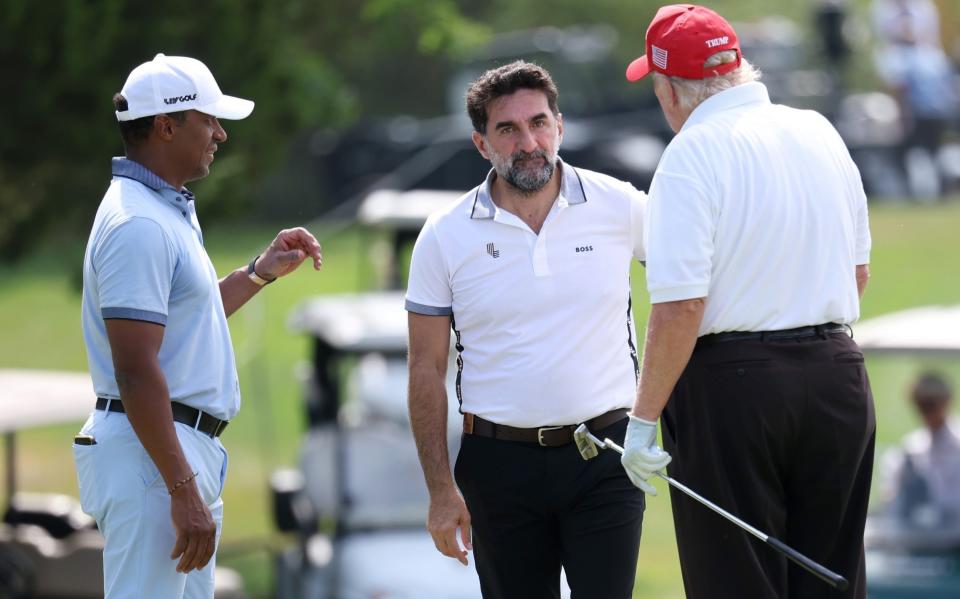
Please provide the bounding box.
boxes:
[405,159,646,427]
[645,82,871,335]
[81,158,240,420]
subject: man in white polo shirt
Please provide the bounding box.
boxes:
[75,54,322,598]
[406,61,648,598]
[619,5,874,599]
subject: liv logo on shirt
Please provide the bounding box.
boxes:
[486,243,500,258]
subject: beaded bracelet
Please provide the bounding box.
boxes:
[169,471,199,495]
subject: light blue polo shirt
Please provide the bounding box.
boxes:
[81,158,240,420]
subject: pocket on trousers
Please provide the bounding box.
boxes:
[177,425,227,506]
[833,351,865,364]
[138,445,165,489]
[453,434,474,493]
[72,443,101,520]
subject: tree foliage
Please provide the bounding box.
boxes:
[0,0,882,262]
[0,0,482,261]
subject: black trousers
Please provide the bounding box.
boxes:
[455,417,644,599]
[661,331,875,599]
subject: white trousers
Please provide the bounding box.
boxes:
[72,409,228,599]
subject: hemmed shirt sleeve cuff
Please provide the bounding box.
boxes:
[405,299,453,316]
[648,284,710,304]
[854,253,870,265]
[101,307,168,325]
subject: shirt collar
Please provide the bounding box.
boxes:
[681,81,771,132]
[469,156,587,220]
[111,157,196,204]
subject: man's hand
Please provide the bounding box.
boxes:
[255,227,323,280]
[427,488,472,566]
[621,415,672,495]
[169,481,217,573]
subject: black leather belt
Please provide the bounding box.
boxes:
[698,323,850,346]
[463,408,628,447]
[96,397,229,439]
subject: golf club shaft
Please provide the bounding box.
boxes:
[594,434,849,592]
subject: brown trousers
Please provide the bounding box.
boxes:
[662,331,875,599]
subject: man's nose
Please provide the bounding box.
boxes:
[516,127,538,152]
[214,118,227,142]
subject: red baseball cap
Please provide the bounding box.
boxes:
[626,4,741,82]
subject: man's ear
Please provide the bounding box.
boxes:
[154,114,177,141]
[556,112,563,144]
[668,81,680,108]
[471,130,490,160]
[653,76,679,109]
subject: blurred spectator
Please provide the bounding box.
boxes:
[815,0,853,116]
[873,0,943,47]
[817,0,853,68]
[881,372,960,527]
[872,0,958,199]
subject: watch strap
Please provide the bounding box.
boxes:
[247,255,276,286]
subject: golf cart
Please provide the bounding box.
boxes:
[0,369,247,598]
[855,306,960,597]
[356,188,463,290]
[271,190,575,597]
[270,292,486,598]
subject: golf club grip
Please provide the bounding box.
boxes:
[766,537,849,591]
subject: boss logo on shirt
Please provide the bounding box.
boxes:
[164,93,198,105]
[575,245,594,253]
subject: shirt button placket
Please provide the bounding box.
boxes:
[533,232,550,277]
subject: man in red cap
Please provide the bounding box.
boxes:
[619,5,875,598]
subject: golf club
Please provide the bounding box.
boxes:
[573,424,849,592]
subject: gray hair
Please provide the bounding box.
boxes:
[654,51,762,111]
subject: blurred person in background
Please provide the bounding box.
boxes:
[872,0,958,199]
[873,0,943,48]
[881,372,960,528]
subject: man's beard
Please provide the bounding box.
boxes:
[489,146,557,194]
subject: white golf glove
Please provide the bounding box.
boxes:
[621,415,672,495]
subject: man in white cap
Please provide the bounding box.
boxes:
[618,5,874,598]
[74,54,323,598]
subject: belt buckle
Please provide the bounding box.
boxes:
[537,425,565,446]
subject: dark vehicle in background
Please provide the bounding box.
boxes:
[301,19,958,216]
[308,25,669,215]
[309,20,925,215]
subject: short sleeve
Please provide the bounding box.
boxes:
[627,183,648,262]
[851,167,871,265]
[645,171,715,303]
[93,217,176,325]
[405,219,453,316]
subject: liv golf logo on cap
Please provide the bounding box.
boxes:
[165,93,198,105]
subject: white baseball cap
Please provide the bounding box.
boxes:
[116,53,254,122]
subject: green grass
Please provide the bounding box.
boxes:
[1,201,959,598]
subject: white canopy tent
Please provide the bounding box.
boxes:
[854,305,960,355]
[0,370,93,433]
[0,369,93,508]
